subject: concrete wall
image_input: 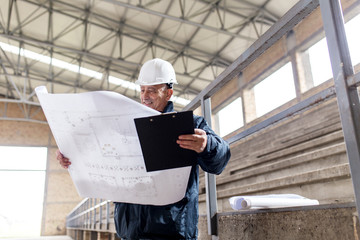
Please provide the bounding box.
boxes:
[0,102,82,235]
[198,203,360,240]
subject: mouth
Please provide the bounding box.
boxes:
[143,100,152,105]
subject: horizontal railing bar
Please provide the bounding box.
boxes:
[67,198,89,217]
[67,199,111,222]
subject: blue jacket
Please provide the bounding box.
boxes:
[114,102,231,239]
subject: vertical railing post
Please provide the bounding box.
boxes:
[85,199,89,228]
[93,198,97,229]
[106,201,110,230]
[99,199,103,230]
[201,97,218,237]
[320,0,360,220]
[88,198,93,229]
[82,201,86,228]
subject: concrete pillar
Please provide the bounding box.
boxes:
[242,88,257,124]
[286,30,314,99]
[297,50,315,92]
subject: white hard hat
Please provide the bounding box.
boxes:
[136,58,177,86]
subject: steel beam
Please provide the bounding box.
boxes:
[103,0,256,41]
[20,0,232,67]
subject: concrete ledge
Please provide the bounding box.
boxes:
[198,203,360,240]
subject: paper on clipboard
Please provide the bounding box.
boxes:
[134,111,197,172]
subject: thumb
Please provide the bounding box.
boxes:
[194,128,206,135]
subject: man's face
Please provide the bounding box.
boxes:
[140,84,173,112]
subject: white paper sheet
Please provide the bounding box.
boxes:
[35,86,191,205]
[229,194,319,210]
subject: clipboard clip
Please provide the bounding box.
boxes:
[150,112,177,122]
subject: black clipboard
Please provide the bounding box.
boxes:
[134,111,197,172]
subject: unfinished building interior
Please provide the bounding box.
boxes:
[1,0,360,239]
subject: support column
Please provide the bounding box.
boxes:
[286,30,314,100]
[242,87,257,124]
[201,97,218,238]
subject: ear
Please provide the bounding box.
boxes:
[166,88,173,101]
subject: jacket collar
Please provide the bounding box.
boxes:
[162,101,174,113]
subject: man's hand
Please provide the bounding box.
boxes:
[177,129,207,153]
[56,149,71,169]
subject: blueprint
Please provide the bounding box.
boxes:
[35,86,192,205]
[229,194,319,210]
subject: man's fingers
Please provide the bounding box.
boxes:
[56,150,71,169]
[177,128,207,153]
[178,129,206,141]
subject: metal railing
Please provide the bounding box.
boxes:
[66,198,114,232]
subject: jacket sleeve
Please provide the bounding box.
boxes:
[194,115,231,175]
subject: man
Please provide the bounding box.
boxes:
[57,58,231,239]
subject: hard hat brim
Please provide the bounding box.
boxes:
[135,80,178,86]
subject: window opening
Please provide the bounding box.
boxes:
[0,146,47,237]
[216,97,244,137]
[254,62,296,117]
[307,38,333,86]
[345,14,360,67]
